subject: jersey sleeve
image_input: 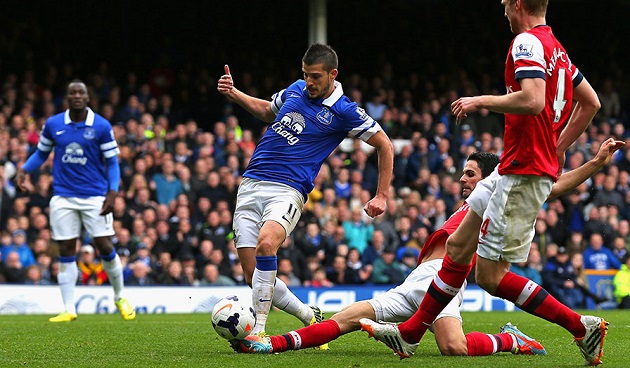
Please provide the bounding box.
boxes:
[512,32,546,81]
[270,88,286,116]
[343,104,383,142]
[37,122,55,153]
[99,123,120,159]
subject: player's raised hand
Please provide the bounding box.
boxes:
[594,138,625,166]
[364,195,387,218]
[217,64,235,96]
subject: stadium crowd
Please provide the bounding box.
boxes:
[1,3,630,310]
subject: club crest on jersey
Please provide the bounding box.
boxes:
[515,43,533,58]
[83,128,95,140]
[316,107,334,125]
[62,142,88,165]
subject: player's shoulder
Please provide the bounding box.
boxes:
[513,31,544,51]
[46,111,66,126]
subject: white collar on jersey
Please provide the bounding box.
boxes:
[64,107,95,126]
[321,81,344,107]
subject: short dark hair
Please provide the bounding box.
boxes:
[302,44,338,72]
[521,0,548,16]
[67,79,87,92]
[467,151,500,179]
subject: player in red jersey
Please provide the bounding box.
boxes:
[237,138,622,357]
[361,1,610,366]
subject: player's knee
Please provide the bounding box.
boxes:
[255,239,278,256]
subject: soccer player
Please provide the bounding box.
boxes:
[239,138,624,356]
[238,138,622,356]
[361,1,609,365]
[15,80,136,322]
[217,44,394,345]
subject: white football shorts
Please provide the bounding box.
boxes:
[233,178,304,249]
[49,195,114,240]
[466,168,553,263]
[367,259,465,325]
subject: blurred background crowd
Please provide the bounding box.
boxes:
[1,0,630,309]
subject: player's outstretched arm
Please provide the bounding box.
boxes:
[363,130,394,218]
[549,138,624,200]
[217,64,276,123]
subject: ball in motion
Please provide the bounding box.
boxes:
[211,295,256,341]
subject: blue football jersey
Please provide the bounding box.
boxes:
[244,80,382,199]
[37,108,120,197]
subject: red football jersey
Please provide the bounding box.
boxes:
[500,25,580,181]
[417,202,471,265]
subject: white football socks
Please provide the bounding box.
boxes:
[57,260,78,315]
[251,265,276,335]
[102,254,124,301]
[273,277,313,326]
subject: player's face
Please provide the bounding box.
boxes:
[66,82,89,111]
[501,0,518,33]
[460,159,483,198]
[303,62,338,100]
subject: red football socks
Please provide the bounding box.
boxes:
[466,331,516,355]
[270,319,341,351]
[494,272,585,337]
[398,254,473,343]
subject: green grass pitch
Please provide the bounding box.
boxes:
[0,310,628,367]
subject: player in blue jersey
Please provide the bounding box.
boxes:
[217,44,394,344]
[15,80,136,322]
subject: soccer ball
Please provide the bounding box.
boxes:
[211,295,256,341]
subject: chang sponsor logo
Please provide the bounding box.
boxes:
[272,112,306,145]
[62,142,88,165]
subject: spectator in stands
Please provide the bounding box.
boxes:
[3,251,25,283]
[160,260,190,285]
[77,244,108,285]
[544,207,569,252]
[584,206,615,247]
[276,258,302,287]
[511,245,543,286]
[342,207,374,255]
[583,233,622,270]
[126,261,157,286]
[542,247,584,309]
[334,167,352,201]
[295,221,330,261]
[613,255,630,309]
[612,236,629,262]
[23,264,48,285]
[326,255,361,285]
[370,247,405,285]
[2,229,35,268]
[150,159,183,206]
[593,175,624,208]
[199,263,236,286]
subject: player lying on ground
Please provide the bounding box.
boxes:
[360,137,623,361]
[236,138,622,356]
